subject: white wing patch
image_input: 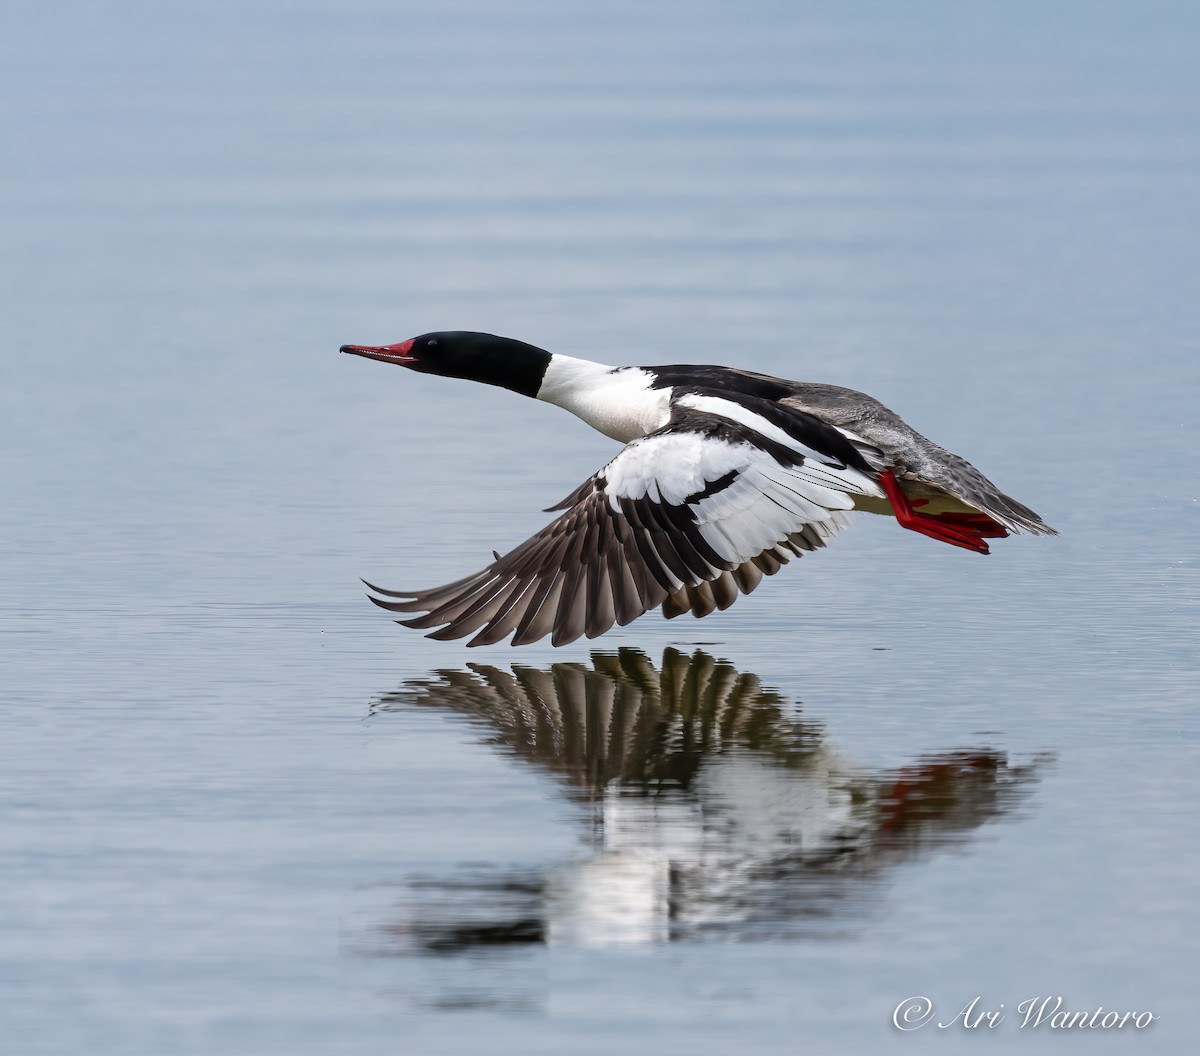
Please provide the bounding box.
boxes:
[605,432,871,568]
[605,432,747,508]
[692,465,828,564]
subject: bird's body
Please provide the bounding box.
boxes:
[342,331,1055,646]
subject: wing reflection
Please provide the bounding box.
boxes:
[367,648,1050,951]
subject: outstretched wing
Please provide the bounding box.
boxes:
[368,407,884,647]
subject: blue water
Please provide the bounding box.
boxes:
[2,1,1198,1052]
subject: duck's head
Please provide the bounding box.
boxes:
[340,330,553,397]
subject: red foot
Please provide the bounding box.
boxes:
[928,512,1009,539]
[893,491,1006,537]
[878,752,1002,833]
[879,469,993,554]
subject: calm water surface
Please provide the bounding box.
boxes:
[2,2,1198,1053]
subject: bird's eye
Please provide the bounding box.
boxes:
[427,338,439,349]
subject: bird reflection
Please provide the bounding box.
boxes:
[366,648,1049,952]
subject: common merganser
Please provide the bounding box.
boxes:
[341,331,1055,646]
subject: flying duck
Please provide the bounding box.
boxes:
[341,331,1055,647]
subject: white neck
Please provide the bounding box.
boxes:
[536,354,672,443]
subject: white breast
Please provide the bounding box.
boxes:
[537,356,672,442]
